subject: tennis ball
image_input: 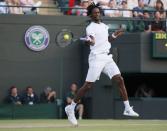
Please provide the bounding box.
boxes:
[64,34,70,40]
[165,43,167,47]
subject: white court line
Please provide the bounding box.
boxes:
[0,123,167,129]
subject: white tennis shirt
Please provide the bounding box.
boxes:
[86,22,111,55]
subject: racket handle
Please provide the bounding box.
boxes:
[80,36,91,41]
[80,37,87,41]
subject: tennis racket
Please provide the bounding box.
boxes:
[55,29,89,47]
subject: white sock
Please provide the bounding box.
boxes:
[71,101,77,108]
[123,100,131,110]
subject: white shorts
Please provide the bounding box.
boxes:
[86,53,120,82]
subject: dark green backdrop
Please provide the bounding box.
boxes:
[1,15,167,119]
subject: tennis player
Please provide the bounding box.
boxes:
[65,3,139,126]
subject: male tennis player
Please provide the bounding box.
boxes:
[65,3,139,126]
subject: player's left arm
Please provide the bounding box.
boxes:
[108,29,124,42]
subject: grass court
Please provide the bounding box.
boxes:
[0,119,167,131]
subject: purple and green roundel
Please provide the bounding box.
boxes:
[25,26,50,51]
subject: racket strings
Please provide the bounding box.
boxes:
[56,31,73,47]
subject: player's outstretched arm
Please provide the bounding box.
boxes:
[108,29,124,42]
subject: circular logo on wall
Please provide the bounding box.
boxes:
[24,26,50,51]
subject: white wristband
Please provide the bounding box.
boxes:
[112,33,117,39]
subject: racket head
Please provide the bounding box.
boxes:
[56,29,74,47]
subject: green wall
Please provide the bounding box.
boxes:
[0,15,88,102]
[1,15,167,119]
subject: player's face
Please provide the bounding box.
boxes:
[91,8,101,22]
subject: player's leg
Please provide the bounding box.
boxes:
[74,82,93,103]
[112,74,139,117]
[112,74,128,101]
[103,58,139,117]
[74,60,105,103]
[65,101,78,126]
[102,60,129,101]
[65,63,104,125]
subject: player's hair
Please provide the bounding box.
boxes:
[87,2,103,16]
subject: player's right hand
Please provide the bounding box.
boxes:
[86,35,95,46]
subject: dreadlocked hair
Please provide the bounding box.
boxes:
[87,2,103,16]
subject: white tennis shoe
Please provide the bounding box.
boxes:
[123,107,139,117]
[65,105,78,126]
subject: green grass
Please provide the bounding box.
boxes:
[0,119,167,131]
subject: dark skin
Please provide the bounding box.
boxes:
[74,7,128,103]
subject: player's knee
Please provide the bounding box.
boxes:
[113,75,124,85]
[87,82,93,89]
[84,82,93,90]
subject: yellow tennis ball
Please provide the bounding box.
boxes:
[64,34,70,40]
[165,43,167,47]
